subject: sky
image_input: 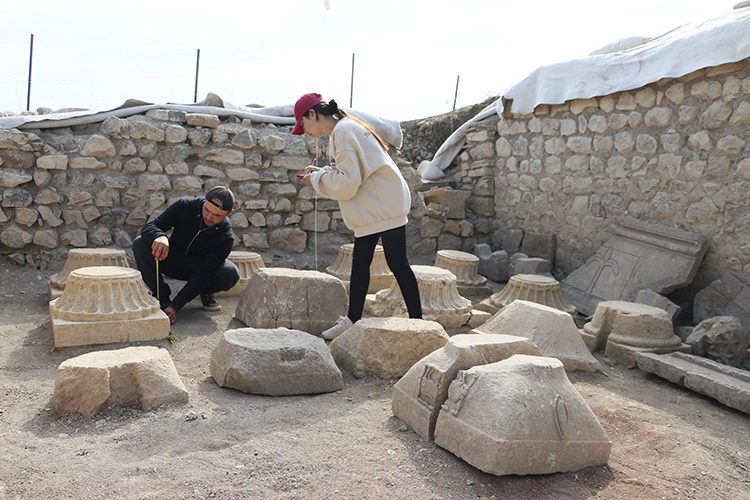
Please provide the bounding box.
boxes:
[0,0,740,122]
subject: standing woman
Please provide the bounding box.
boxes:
[292,92,422,339]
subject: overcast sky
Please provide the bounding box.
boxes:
[0,1,739,121]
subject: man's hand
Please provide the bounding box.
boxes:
[152,235,170,261]
[163,305,176,324]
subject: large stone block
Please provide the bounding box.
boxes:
[53,346,188,418]
[635,351,750,415]
[422,188,471,219]
[433,355,612,476]
[473,300,601,372]
[561,218,708,316]
[392,333,540,440]
[50,266,170,348]
[235,268,347,336]
[329,317,449,378]
[474,243,509,283]
[686,316,748,368]
[210,328,343,396]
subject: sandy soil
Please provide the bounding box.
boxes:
[1,256,750,500]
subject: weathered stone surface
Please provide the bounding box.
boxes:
[186,113,220,128]
[473,300,600,372]
[325,243,394,293]
[686,316,748,368]
[474,244,509,283]
[209,327,343,396]
[693,273,750,335]
[0,224,33,248]
[392,333,540,440]
[561,218,708,316]
[635,289,682,321]
[0,169,32,188]
[520,231,556,269]
[329,317,449,378]
[235,268,347,335]
[422,188,471,219]
[50,266,170,347]
[53,346,188,418]
[365,265,472,329]
[486,274,576,316]
[433,355,611,476]
[81,135,116,157]
[434,250,488,294]
[268,227,307,253]
[635,351,750,415]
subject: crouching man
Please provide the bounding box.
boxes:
[133,186,240,324]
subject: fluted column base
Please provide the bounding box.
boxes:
[326,243,395,293]
[435,249,491,296]
[49,248,129,300]
[217,251,266,297]
[482,274,576,316]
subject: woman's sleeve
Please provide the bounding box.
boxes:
[310,139,363,201]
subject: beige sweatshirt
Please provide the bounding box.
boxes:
[310,118,410,238]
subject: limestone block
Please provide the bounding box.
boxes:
[434,249,490,296]
[365,265,472,329]
[510,256,550,277]
[581,301,690,368]
[216,251,265,297]
[561,217,708,316]
[235,268,347,336]
[693,273,750,335]
[635,351,750,415]
[635,288,682,321]
[53,346,188,418]
[325,243,395,293]
[422,188,471,219]
[474,243,509,283]
[392,333,540,440]
[329,317,449,379]
[468,309,492,328]
[488,274,576,316]
[49,248,130,300]
[473,300,601,372]
[186,113,220,128]
[686,316,748,368]
[50,267,170,348]
[433,355,612,476]
[210,328,343,396]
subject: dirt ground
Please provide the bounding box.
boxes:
[1,256,750,500]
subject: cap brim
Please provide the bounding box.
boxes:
[292,120,304,135]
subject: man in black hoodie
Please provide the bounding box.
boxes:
[133,186,240,324]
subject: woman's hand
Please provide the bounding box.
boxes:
[303,165,320,186]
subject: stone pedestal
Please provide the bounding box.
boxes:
[53,346,188,418]
[365,265,472,329]
[434,249,491,296]
[49,248,130,300]
[582,301,690,367]
[480,274,576,316]
[50,266,171,348]
[326,243,394,293]
[216,251,265,297]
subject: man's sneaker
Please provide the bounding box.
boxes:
[201,293,222,311]
[321,316,354,340]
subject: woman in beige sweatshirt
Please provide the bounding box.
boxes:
[292,92,422,339]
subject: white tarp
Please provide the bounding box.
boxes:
[419,6,750,181]
[0,92,403,149]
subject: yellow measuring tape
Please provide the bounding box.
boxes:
[156,258,160,302]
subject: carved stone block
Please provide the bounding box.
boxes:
[561,218,708,316]
[433,355,612,476]
[49,248,129,300]
[434,249,490,295]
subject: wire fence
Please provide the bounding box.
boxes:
[0,29,305,115]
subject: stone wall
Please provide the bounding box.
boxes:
[435,57,750,291]
[0,109,485,271]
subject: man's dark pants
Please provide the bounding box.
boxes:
[132,236,239,308]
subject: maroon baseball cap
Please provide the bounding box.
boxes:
[292,92,325,135]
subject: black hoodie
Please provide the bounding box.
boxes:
[140,197,234,310]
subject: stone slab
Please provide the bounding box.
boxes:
[635,288,682,321]
[51,312,171,348]
[53,346,188,418]
[473,300,601,372]
[561,217,708,316]
[392,333,540,440]
[635,351,750,414]
[210,327,343,396]
[235,268,348,336]
[519,231,556,270]
[422,188,471,219]
[329,317,450,379]
[433,355,612,476]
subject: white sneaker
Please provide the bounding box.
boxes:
[321,316,354,340]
